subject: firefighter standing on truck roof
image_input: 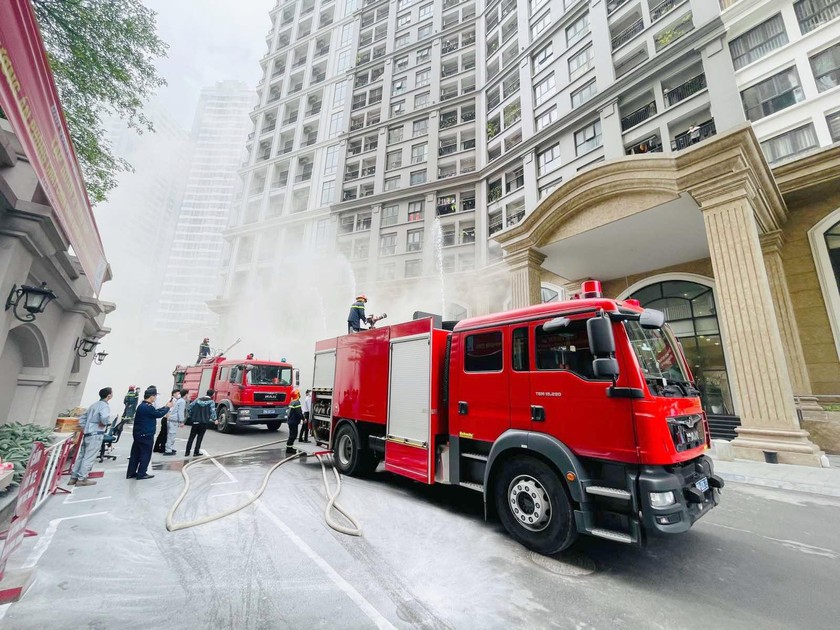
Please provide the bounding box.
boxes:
[198,338,210,362]
[347,295,367,334]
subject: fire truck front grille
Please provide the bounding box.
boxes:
[667,414,705,452]
[254,392,286,403]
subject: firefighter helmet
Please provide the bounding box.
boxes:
[128,385,135,391]
[356,294,367,302]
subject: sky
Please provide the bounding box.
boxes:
[143,0,271,128]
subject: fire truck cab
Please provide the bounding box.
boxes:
[312,282,723,553]
[173,356,299,433]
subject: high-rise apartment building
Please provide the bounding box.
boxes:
[155,81,254,333]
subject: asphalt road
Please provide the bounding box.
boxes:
[2,425,838,629]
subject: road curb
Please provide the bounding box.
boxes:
[718,472,840,498]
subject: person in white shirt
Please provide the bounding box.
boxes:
[299,389,312,443]
[163,389,187,455]
[70,387,113,486]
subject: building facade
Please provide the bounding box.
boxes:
[155,81,254,333]
[218,0,840,462]
[0,121,113,426]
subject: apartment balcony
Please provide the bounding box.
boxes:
[442,42,460,55]
[621,101,656,131]
[611,17,644,50]
[277,141,295,155]
[441,86,459,101]
[439,143,458,157]
[440,113,458,129]
[295,169,313,183]
[315,46,330,58]
[311,72,326,85]
[342,190,358,201]
[665,73,706,107]
[650,0,681,22]
[303,134,318,147]
[671,120,716,151]
[261,122,277,135]
[345,169,360,181]
[607,0,631,14]
[292,58,308,69]
[625,135,663,155]
[282,113,299,126]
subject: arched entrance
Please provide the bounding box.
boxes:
[624,278,734,417]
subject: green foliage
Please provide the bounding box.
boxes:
[0,422,54,487]
[32,0,168,203]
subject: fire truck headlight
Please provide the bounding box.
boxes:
[240,409,251,416]
[649,491,676,507]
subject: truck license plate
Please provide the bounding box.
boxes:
[695,477,709,492]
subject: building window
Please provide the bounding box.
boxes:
[329,113,343,138]
[534,73,556,106]
[396,34,411,49]
[741,67,804,122]
[536,106,558,130]
[828,110,840,142]
[388,125,404,144]
[532,12,551,39]
[417,47,431,62]
[407,229,424,252]
[324,145,339,175]
[395,55,409,71]
[413,118,429,137]
[568,46,593,81]
[381,204,399,226]
[384,176,401,191]
[811,43,840,92]
[392,77,406,96]
[321,180,335,205]
[566,12,590,46]
[405,259,422,277]
[397,12,411,28]
[537,143,561,175]
[533,43,553,73]
[729,14,788,70]
[334,82,347,107]
[416,68,431,87]
[419,3,433,19]
[415,92,430,108]
[408,200,424,221]
[391,100,405,117]
[386,150,403,170]
[380,233,397,255]
[410,169,427,185]
[760,123,819,163]
[419,24,433,39]
[411,142,428,163]
[338,51,351,71]
[571,80,597,107]
[629,280,734,415]
[575,119,602,155]
[794,0,840,34]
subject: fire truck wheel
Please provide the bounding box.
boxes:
[265,422,281,431]
[494,457,577,555]
[217,407,234,434]
[333,423,377,476]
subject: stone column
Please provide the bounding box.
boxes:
[506,249,545,309]
[759,231,821,411]
[701,197,824,466]
[34,310,86,427]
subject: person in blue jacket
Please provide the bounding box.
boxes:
[127,386,172,480]
[347,294,367,334]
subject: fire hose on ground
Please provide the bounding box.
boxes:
[165,439,362,536]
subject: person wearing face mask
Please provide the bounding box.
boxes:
[163,388,187,456]
[127,386,172,480]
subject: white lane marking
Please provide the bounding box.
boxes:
[203,450,395,630]
[208,490,250,499]
[254,500,396,630]
[0,603,11,621]
[707,523,840,559]
[62,496,112,504]
[22,512,108,569]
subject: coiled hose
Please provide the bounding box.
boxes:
[165,440,362,536]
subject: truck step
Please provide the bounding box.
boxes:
[459,481,484,493]
[461,452,488,462]
[585,486,632,500]
[589,528,636,544]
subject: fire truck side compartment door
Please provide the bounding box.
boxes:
[313,350,336,390]
[386,334,431,483]
[198,369,213,399]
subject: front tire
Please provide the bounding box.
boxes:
[494,456,577,555]
[266,421,281,432]
[217,407,234,434]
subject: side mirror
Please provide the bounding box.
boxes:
[639,308,665,329]
[294,369,300,386]
[592,358,619,379]
[543,316,571,332]
[587,316,615,355]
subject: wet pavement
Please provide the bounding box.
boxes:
[1,425,839,629]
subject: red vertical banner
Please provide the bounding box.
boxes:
[0,442,47,580]
[0,0,107,293]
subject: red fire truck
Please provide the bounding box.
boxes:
[173,356,299,433]
[311,281,723,553]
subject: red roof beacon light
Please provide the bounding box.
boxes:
[581,280,603,299]
[624,298,641,308]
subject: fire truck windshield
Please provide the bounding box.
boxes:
[624,321,692,391]
[247,365,292,386]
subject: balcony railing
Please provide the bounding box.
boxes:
[665,73,706,107]
[439,143,457,156]
[441,87,459,101]
[442,42,460,54]
[462,139,476,150]
[462,199,476,211]
[620,101,656,131]
[611,17,644,50]
[462,111,476,122]
[315,46,330,58]
[798,0,840,34]
[650,0,679,22]
[671,120,716,151]
[440,114,458,129]
[607,0,630,15]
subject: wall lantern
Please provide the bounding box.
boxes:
[5,281,57,323]
[93,351,109,365]
[74,337,99,358]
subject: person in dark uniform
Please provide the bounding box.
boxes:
[198,338,211,362]
[186,389,217,457]
[286,390,303,454]
[122,385,139,420]
[347,294,367,334]
[128,386,172,480]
